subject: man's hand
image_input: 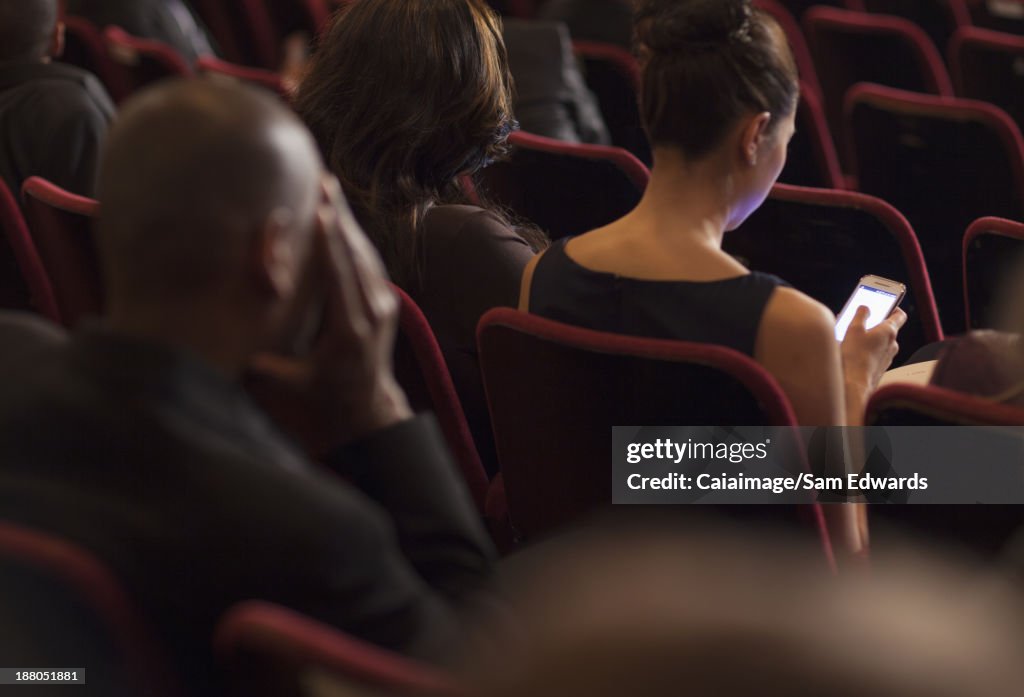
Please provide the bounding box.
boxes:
[247,176,412,455]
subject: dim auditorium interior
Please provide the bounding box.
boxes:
[5,0,1024,695]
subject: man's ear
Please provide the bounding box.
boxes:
[739,111,772,167]
[50,21,66,60]
[254,209,297,299]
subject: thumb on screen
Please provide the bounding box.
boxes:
[851,305,870,328]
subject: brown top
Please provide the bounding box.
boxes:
[410,205,535,475]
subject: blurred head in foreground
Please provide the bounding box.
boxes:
[460,525,1024,697]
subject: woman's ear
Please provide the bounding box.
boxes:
[740,112,773,167]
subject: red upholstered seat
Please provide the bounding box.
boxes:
[845,84,1024,335]
[477,307,835,567]
[214,601,460,697]
[726,183,943,363]
[21,177,102,328]
[476,131,649,241]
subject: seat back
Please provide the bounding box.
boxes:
[753,0,823,96]
[963,217,1024,330]
[950,27,1024,132]
[477,309,829,543]
[781,83,845,188]
[104,26,192,96]
[263,0,332,38]
[189,0,254,65]
[390,283,490,512]
[21,178,102,328]
[846,84,1024,334]
[0,522,179,697]
[861,0,971,54]
[195,56,290,100]
[61,16,129,102]
[0,180,57,319]
[867,383,1024,425]
[865,383,1024,554]
[805,7,953,156]
[214,601,459,697]
[572,41,651,165]
[776,0,853,22]
[477,131,649,240]
[726,184,942,362]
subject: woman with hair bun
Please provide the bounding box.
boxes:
[296,0,546,474]
[522,0,905,429]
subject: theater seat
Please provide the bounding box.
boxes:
[962,216,1024,330]
[476,131,649,240]
[753,0,823,96]
[950,26,1024,133]
[21,178,102,328]
[846,84,1024,335]
[865,383,1024,556]
[571,40,651,165]
[477,307,834,565]
[781,83,846,189]
[805,7,954,160]
[104,26,192,96]
[0,180,58,321]
[860,0,971,55]
[726,183,942,363]
[196,56,291,100]
[214,601,459,697]
[0,522,180,697]
[61,16,130,102]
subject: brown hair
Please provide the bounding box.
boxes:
[295,0,543,287]
[634,0,799,160]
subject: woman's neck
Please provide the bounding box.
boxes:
[629,147,736,251]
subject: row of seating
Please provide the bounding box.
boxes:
[10,169,1024,352]
[56,9,1024,337]
[0,521,451,697]
[6,174,1024,547]
[61,17,288,103]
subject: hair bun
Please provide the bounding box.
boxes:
[635,0,754,54]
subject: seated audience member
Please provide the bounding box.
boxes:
[296,0,548,475]
[503,18,610,145]
[457,526,1024,697]
[539,0,635,50]
[0,0,114,197]
[521,0,905,428]
[0,80,495,693]
[65,0,216,65]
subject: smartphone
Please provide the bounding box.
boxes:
[834,275,906,341]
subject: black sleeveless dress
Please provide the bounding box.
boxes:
[529,238,790,357]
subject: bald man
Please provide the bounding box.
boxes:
[0,80,494,693]
[0,0,114,197]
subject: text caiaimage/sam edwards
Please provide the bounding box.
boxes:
[627,472,929,493]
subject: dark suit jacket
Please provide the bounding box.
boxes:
[503,19,610,145]
[0,314,495,693]
[0,60,114,197]
[539,0,634,49]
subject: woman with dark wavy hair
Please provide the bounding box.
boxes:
[296,0,545,474]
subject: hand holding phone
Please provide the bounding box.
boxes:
[835,275,906,342]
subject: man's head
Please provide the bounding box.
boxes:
[97,79,324,357]
[0,0,63,62]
